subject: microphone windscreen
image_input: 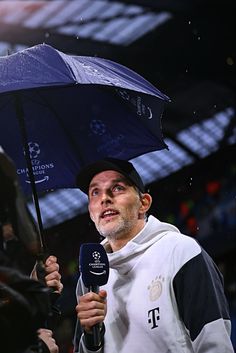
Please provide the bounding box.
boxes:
[79,243,109,288]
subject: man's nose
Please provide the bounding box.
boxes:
[101,190,112,204]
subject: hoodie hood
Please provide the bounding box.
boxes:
[101,215,180,274]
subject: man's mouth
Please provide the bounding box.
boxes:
[100,209,119,219]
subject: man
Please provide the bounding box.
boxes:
[0,213,62,353]
[74,158,234,353]
[0,254,62,353]
[0,147,62,353]
[31,255,62,353]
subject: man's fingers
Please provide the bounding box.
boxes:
[80,291,106,304]
[45,262,60,274]
[45,255,57,266]
[45,271,61,281]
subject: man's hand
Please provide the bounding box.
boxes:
[31,255,63,294]
[38,328,58,353]
[76,289,107,333]
[44,256,63,294]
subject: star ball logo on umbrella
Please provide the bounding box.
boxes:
[29,142,41,159]
[16,141,55,185]
[89,119,125,156]
[90,119,107,136]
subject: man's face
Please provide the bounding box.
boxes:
[88,170,144,240]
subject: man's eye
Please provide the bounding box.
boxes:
[90,189,99,196]
[113,185,124,191]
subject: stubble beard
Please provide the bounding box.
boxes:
[96,217,136,241]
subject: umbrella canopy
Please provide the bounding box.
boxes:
[0,44,170,196]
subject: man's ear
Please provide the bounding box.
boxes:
[139,193,152,215]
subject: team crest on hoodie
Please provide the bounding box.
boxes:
[148,276,164,301]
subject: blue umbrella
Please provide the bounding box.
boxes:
[0,44,169,246]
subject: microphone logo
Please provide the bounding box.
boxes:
[89,250,106,275]
[91,251,105,274]
[90,270,107,275]
[92,251,101,261]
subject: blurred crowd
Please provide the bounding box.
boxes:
[161,163,236,243]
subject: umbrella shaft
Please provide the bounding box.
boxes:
[13,93,46,251]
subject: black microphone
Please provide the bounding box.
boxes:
[79,243,109,347]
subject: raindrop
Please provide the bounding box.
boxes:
[76,36,79,40]
[214,104,217,109]
[45,32,50,38]
[185,68,188,73]
[197,227,199,231]
[193,111,196,115]
[188,20,191,25]
[197,36,201,40]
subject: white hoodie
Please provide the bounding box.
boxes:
[74,215,234,353]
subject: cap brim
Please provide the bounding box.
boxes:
[76,160,128,194]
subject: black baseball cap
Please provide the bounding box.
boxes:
[76,158,145,194]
